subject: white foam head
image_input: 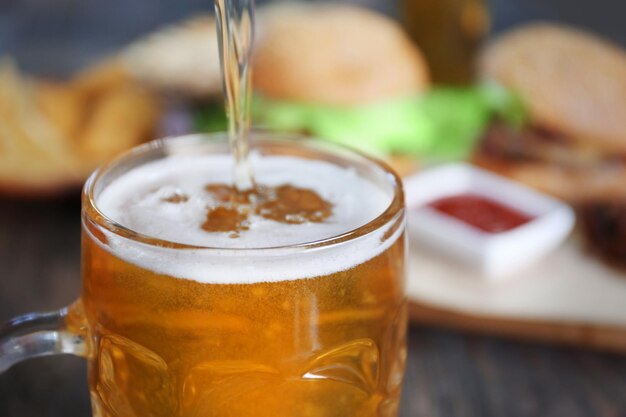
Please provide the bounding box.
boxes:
[95,152,401,283]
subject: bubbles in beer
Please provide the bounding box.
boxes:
[256,185,333,224]
[203,206,250,236]
[98,154,386,249]
[95,153,399,283]
[161,192,189,204]
[202,183,333,237]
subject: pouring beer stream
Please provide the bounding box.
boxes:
[209,0,334,234]
[215,0,255,191]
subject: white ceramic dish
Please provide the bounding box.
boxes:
[404,163,576,280]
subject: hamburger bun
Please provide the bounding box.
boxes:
[254,3,429,106]
[480,23,626,154]
[122,16,222,98]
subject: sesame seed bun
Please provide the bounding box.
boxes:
[253,3,429,106]
[480,23,626,153]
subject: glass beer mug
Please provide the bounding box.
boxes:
[0,133,407,417]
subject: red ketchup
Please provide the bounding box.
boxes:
[427,193,534,233]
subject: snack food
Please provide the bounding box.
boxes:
[475,23,626,202]
[254,3,429,105]
[122,16,222,98]
[0,58,161,197]
[251,2,430,157]
[250,3,514,163]
[475,23,626,265]
[0,60,79,195]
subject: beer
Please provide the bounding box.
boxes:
[215,0,255,191]
[80,137,407,417]
[401,0,490,84]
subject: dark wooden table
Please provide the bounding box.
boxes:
[1,0,626,416]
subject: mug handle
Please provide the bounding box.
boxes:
[0,303,88,373]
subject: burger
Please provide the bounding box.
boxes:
[250,2,493,164]
[251,1,430,159]
[120,2,508,169]
[231,1,429,169]
[474,23,626,264]
[165,2,498,167]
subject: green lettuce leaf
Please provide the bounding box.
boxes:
[195,85,527,160]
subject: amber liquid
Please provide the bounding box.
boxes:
[81,227,407,417]
[401,0,489,84]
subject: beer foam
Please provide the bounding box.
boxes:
[95,153,401,283]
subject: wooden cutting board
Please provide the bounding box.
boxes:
[406,235,626,353]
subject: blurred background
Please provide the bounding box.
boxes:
[1,0,626,416]
[2,0,626,75]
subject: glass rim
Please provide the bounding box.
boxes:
[82,132,405,253]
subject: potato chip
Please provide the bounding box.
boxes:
[79,84,161,169]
